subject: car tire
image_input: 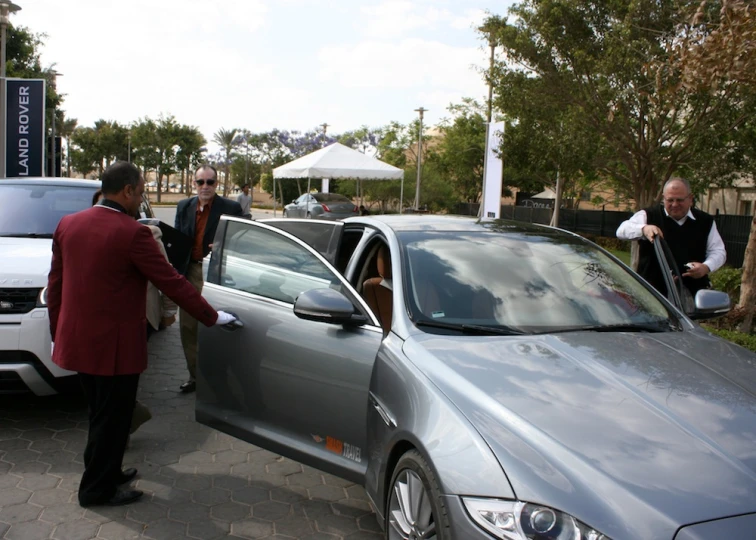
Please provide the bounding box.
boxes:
[306,212,312,219]
[283,210,288,218]
[386,449,450,540]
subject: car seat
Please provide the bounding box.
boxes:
[363,245,393,334]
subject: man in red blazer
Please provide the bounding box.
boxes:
[48,161,236,507]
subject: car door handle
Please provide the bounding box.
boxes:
[221,312,244,331]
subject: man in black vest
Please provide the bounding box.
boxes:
[617,177,726,296]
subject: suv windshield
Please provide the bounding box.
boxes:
[400,230,675,333]
[0,183,98,237]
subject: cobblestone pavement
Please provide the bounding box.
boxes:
[0,324,383,539]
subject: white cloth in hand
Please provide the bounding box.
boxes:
[215,311,237,326]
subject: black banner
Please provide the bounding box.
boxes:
[5,79,45,177]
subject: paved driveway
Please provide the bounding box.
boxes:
[0,324,382,539]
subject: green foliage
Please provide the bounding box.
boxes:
[709,266,742,304]
[482,1,756,209]
[423,99,487,203]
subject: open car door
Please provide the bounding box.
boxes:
[653,236,730,319]
[260,218,343,266]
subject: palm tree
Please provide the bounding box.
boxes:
[59,117,78,177]
[213,128,238,196]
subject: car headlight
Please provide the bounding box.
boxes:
[37,287,48,307]
[463,498,611,540]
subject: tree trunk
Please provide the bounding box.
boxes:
[737,214,756,333]
[550,170,562,227]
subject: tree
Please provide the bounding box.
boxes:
[482,0,756,210]
[174,125,206,194]
[213,128,238,196]
[58,117,78,177]
[130,118,160,184]
[426,99,487,204]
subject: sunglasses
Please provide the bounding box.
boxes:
[195,179,216,186]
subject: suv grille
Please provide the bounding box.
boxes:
[0,288,40,314]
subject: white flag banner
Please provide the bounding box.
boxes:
[482,121,505,219]
[322,178,329,193]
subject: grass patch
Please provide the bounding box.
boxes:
[608,249,631,266]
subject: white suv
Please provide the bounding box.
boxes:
[0,178,154,395]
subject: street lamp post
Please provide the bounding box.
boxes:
[0,1,20,179]
[414,107,427,211]
[48,69,62,176]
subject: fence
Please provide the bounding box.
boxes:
[453,203,751,268]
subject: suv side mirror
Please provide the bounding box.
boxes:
[690,289,731,320]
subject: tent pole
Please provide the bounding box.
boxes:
[400,176,404,214]
[273,177,277,217]
[307,178,311,217]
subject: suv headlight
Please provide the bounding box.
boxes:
[37,287,48,307]
[463,498,610,540]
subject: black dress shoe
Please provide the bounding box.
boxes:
[179,380,196,393]
[81,488,143,507]
[117,468,137,485]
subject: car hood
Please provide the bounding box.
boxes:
[0,237,53,287]
[405,328,756,538]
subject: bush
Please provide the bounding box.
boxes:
[581,234,630,252]
[709,266,741,304]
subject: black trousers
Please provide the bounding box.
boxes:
[78,372,139,506]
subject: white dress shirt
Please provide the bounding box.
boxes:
[616,208,727,273]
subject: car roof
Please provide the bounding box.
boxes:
[1,177,100,188]
[347,214,567,236]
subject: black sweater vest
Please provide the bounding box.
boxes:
[637,205,713,295]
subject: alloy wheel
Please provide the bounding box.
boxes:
[387,468,437,539]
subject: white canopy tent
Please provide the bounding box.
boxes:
[271,143,404,216]
[531,187,557,199]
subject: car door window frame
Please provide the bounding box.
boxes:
[210,216,381,328]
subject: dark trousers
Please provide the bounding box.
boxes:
[78,372,139,506]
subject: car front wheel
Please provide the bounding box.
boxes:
[386,450,449,540]
[283,210,288,218]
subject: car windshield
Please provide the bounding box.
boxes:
[0,183,97,237]
[399,229,675,334]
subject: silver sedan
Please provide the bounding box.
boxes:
[283,192,358,220]
[197,215,755,540]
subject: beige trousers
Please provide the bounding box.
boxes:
[179,261,204,381]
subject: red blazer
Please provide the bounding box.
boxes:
[48,206,218,376]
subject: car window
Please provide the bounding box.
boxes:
[400,231,672,332]
[0,183,97,237]
[220,220,344,304]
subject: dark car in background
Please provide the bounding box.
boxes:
[283,192,358,220]
[0,178,154,395]
[195,214,754,540]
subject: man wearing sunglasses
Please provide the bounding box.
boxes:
[174,165,243,393]
[617,177,726,296]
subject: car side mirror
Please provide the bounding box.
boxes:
[294,288,367,326]
[292,199,297,203]
[689,289,731,320]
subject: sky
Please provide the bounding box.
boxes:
[14,0,515,151]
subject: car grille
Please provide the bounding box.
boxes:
[0,288,40,314]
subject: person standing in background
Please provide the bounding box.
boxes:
[237,183,252,219]
[616,177,726,296]
[174,165,243,393]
